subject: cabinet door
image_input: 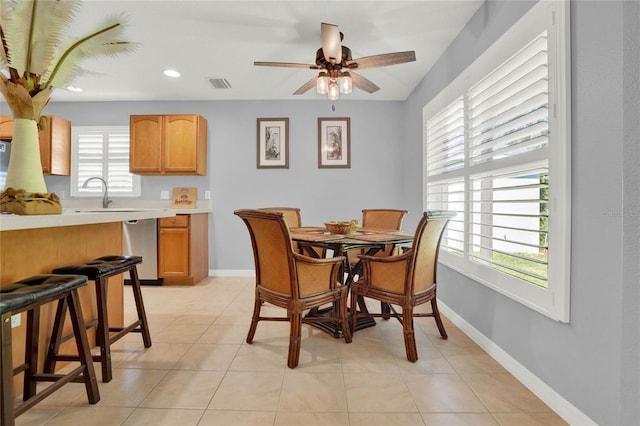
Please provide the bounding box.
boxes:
[0,115,70,175]
[130,115,163,173]
[0,116,13,141]
[158,227,190,278]
[39,116,71,175]
[163,115,199,173]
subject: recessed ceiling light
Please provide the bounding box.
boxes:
[163,69,181,78]
[65,85,83,92]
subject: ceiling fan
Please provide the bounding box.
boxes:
[254,23,416,100]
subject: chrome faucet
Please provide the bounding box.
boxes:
[82,177,112,208]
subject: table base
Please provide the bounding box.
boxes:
[305,307,376,339]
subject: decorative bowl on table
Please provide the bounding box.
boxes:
[325,220,360,235]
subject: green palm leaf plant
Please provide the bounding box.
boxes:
[0,0,135,199]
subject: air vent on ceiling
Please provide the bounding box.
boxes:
[207,78,232,89]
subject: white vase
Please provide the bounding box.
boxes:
[4,118,47,193]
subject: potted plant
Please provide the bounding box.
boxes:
[0,0,135,214]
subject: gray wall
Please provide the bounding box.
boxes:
[43,100,410,272]
[38,1,640,424]
[402,1,640,425]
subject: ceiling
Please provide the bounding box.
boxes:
[48,1,484,103]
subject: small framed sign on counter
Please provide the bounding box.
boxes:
[171,187,196,209]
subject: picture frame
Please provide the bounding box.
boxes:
[318,117,350,168]
[257,118,289,168]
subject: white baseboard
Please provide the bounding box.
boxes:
[438,301,596,426]
[210,269,255,277]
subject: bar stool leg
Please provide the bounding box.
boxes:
[129,267,152,348]
[43,297,67,375]
[95,277,112,383]
[22,308,40,400]
[1,313,16,426]
[67,289,100,403]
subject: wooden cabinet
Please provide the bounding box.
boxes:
[0,115,71,175]
[0,116,14,140]
[129,114,207,175]
[158,213,209,285]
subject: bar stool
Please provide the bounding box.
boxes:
[47,255,152,383]
[1,274,100,426]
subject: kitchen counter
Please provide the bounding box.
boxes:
[0,206,212,231]
[0,202,212,394]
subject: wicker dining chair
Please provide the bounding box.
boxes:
[235,209,352,368]
[348,209,408,263]
[260,206,328,258]
[350,210,455,362]
[346,209,408,314]
[259,207,301,229]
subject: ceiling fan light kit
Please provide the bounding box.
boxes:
[317,72,329,94]
[254,22,416,101]
[339,72,352,94]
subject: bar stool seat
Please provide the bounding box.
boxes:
[47,255,152,383]
[1,274,100,426]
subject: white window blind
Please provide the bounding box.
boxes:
[423,0,570,322]
[71,126,140,197]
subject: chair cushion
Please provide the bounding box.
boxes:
[52,255,143,279]
[0,274,88,314]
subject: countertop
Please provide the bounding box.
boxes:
[0,201,212,232]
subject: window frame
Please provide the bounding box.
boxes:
[423,0,571,322]
[71,126,141,198]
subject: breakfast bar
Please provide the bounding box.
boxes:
[0,207,205,394]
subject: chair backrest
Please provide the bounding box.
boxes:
[235,209,296,297]
[408,211,456,295]
[259,207,302,229]
[362,209,408,230]
[361,209,409,257]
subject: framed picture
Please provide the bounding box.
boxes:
[318,117,350,168]
[257,118,289,168]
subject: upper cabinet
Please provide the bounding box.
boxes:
[0,116,14,140]
[130,114,208,175]
[0,115,71,176]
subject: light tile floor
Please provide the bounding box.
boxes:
[16,277,568,426]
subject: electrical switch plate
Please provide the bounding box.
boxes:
[160,190,170,200]
[11,314,20,328]
[204,190,211,200]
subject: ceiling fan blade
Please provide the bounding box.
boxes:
[321,22,342,64]
[254,61,320,70]
[346,51,416,70]
[293,76,318,95]
[350,72,379,93]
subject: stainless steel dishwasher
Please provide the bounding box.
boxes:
[123,219,163,285]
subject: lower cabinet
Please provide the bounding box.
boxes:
[158,213,208,285]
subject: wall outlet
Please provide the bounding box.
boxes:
[11,313,21,328]
[160,190,170,200]
[204,190,211,200]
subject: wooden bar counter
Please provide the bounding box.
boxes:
[0,208,179,394]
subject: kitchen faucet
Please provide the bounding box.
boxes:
[82,177,112,208]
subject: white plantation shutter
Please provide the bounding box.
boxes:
[468,32,549,167]
[424,97,466,257]
[425,97,465,177]
[422,1,570,322]
[469,166,549,287]
[465,30,550,287]
[71,127,140,197]
[425,177,465,256]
